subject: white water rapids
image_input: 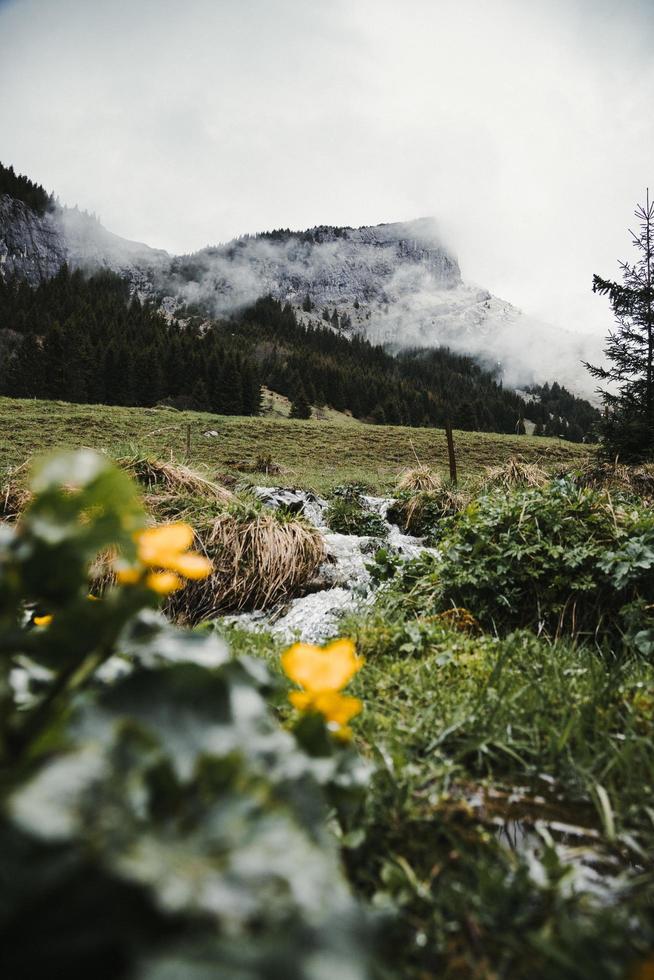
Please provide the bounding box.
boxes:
[223,488,437,642]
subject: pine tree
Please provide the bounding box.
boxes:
[220,357,244,415]
[586,191,654,460]
[289,384,311,419]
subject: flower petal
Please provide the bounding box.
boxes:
[281,638,363,692]
[137,523,194,564]
[168,552,213,579]
[288,690,313,711]
[289,690,362,728]
[145,571,183,594]
[312,691,362,725]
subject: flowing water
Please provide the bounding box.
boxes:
[225,487,437,642]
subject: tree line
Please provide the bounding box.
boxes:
[0,265,597,439]
[0,161,53,216]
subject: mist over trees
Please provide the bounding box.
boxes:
[586,192,654,461]
[0,266,597,438]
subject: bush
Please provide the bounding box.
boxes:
[391,480,654,640]
[325,486,387,537]
[387,485,468,540]
[0,451,372,979]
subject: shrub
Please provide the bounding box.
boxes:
[391,480,654,639]
[388,485,468,540]
[326,498,387,537]
[325,486,387,537]
[0,450,371,979]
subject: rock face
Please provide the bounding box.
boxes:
[0,192,167,288]
[0,195,67,284]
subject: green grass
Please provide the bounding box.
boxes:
[0,396,591,494]
[219,613,654,979]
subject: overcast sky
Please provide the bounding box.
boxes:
[1,0,653,337]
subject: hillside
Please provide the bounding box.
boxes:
[0,396,591,494]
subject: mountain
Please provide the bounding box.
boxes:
[170,221,603,397]
[0,162,603,399]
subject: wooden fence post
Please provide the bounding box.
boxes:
[445,420,457,485]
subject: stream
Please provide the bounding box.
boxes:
[222,487,437,642]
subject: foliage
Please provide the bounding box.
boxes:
[325,488,387,538]
[0,161,52,215]
[586,192,654,461]
[239,615,654,979]
[344,623,654,979]
[289,384,312,419]
[0,450,372,979]
[388,479,654,639]
[0,266,263,415]
[525,380,600,442]
[388,485,468,541]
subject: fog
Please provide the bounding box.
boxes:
[1,0,653,370]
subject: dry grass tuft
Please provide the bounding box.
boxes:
[117,453,235,504]
[482,457,549,491]
[572,460,654,502]
[168,511,325,624]
[0,463,33,522]
[390,485,469,537]
[428,608,482,634]
[396,465,443,493]
[88,547,119,593]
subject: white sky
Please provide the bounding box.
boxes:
[1,0,653,337]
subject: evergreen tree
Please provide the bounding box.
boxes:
[220,356,243,415]
[289,384,311,419]
[586,191,654,460]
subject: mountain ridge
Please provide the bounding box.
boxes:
[0,170,603,398]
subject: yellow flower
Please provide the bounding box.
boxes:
[281,638,363,693]
[114,522,212,594]
[136,523,195,566]
[33,614,53,627]
[281,638,364,736]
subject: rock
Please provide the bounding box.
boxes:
[252,486,329,528]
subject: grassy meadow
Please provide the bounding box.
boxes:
[0,395,591,493]
[4,395,654,978]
